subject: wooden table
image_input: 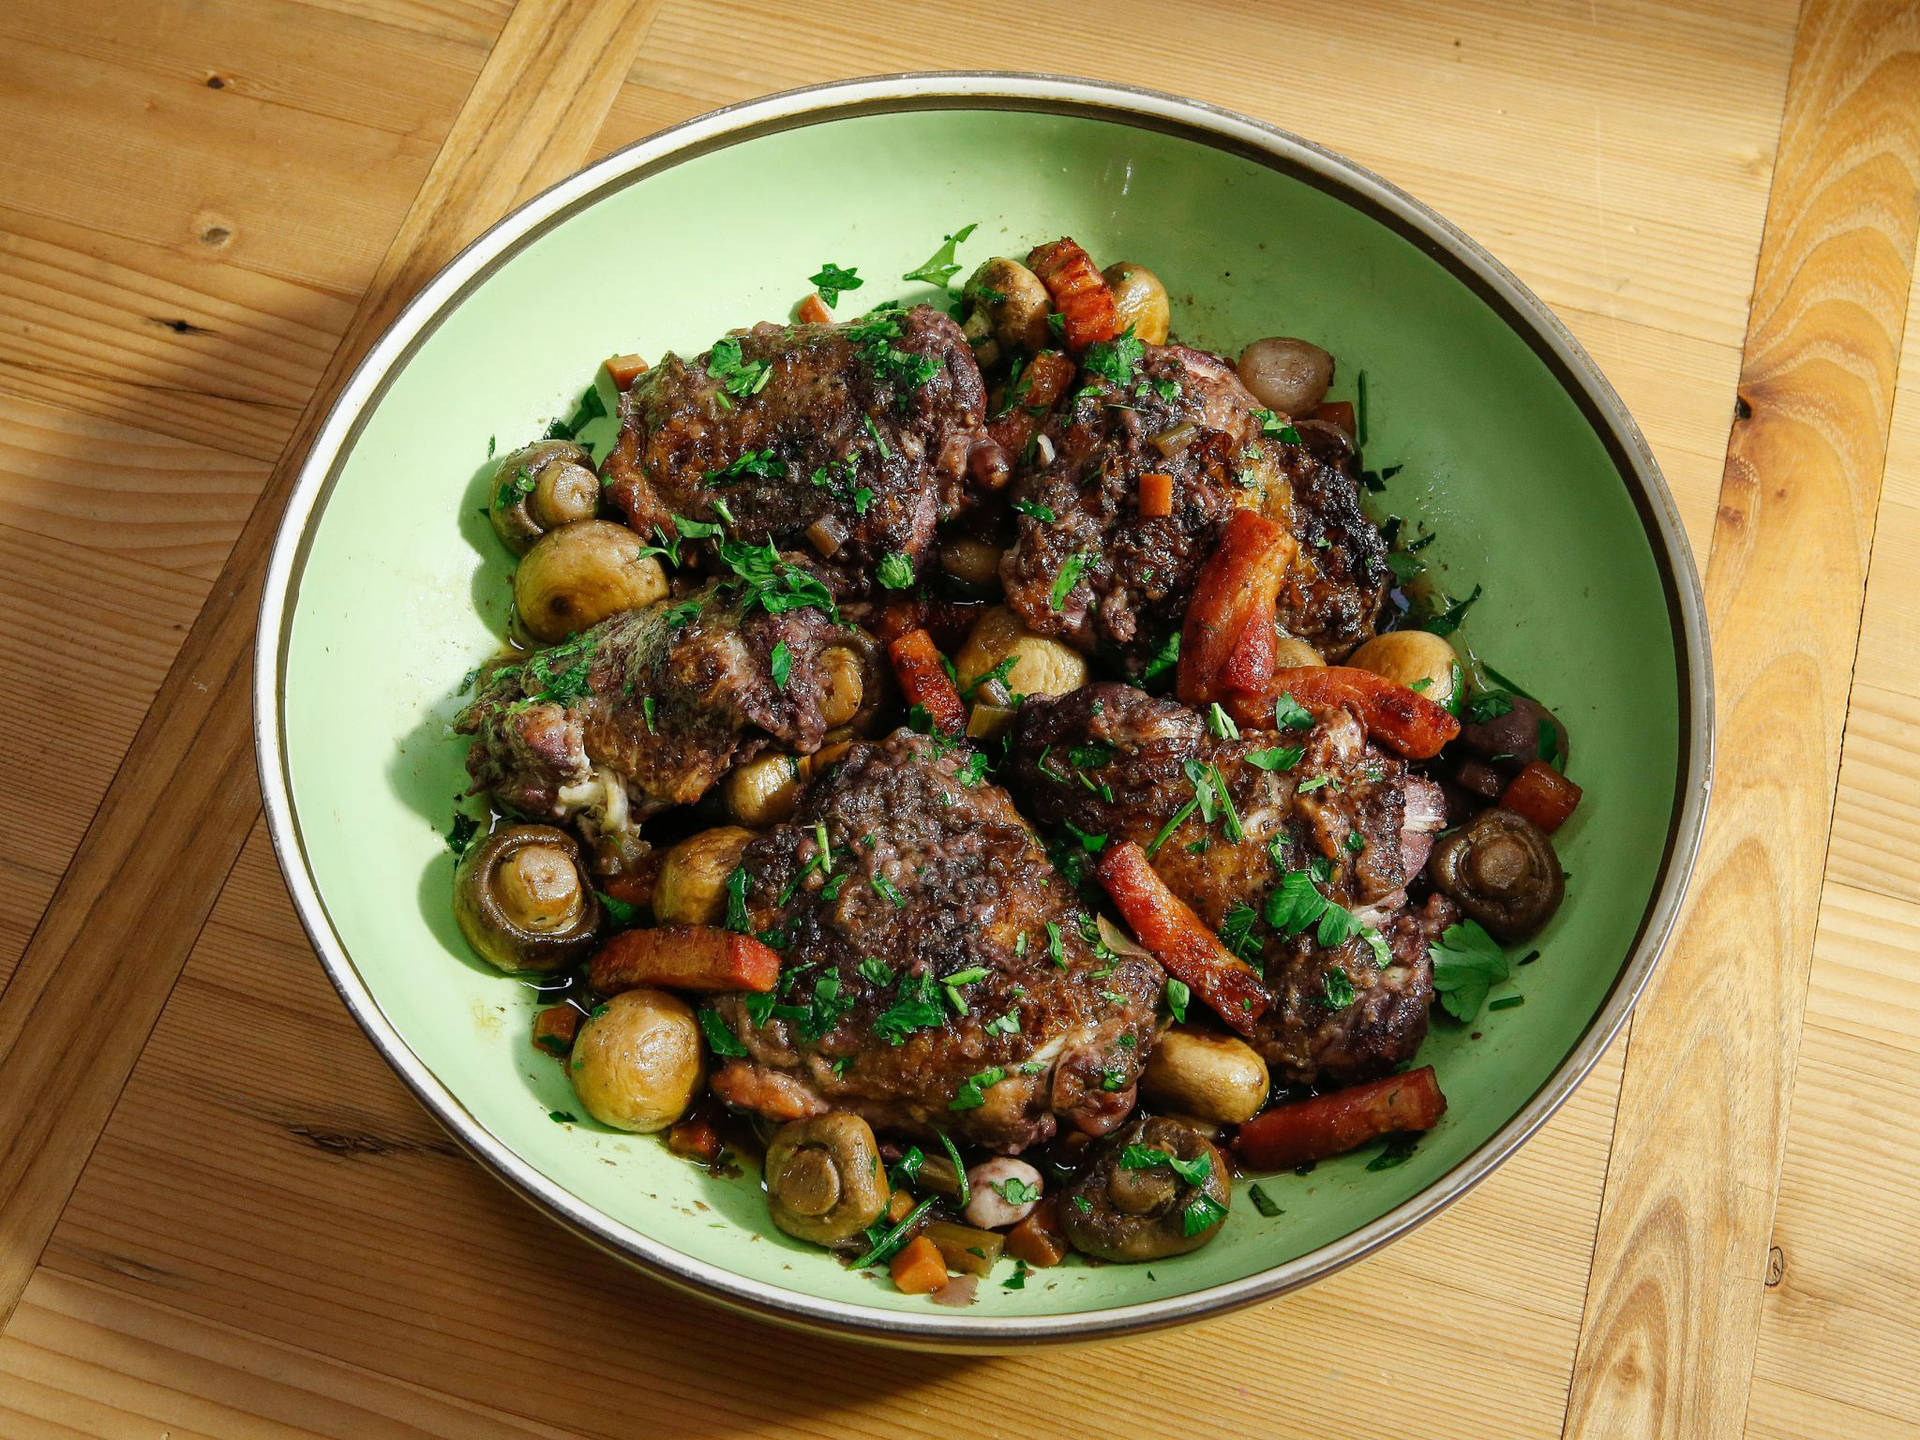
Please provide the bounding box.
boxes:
[1,2,1916,1435]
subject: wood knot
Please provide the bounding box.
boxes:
[1734,394,1753,421]
[1766,1245,1785,1287]
[205,73,226,89]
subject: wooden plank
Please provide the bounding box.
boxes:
[589,0,1800,557]
[28,831,1629,1440]
[0,1270,564,1439]
[1563,3,1920,1435]
[0,0,666,1330]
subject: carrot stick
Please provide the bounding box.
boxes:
[796,294,832,325]
[1094,841,1269,1035]
[1233,1066,1447,1170]
[1177,508,1295,708]
[1138,471,1174,518]
[1027,238,1119,350]
[604,353,648,389]
[1004,1197,1068,1267]
[1312,400,1356,438]
[666,1113,723,1164]
[887,627,967,736]
[589,925,781,995]
[987,349,1076,458]
[531,1005,581,1058]
[1500,760,1582,833]
[1227,665,1461,759]
[890,1234,950,1294]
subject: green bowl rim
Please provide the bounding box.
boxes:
[253,71,1713,1347]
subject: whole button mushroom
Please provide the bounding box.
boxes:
[964,1157,1045,1229]
[452,824,601,973]
[1061,1116,1231,1262]
[1428,807,1566,941]
[488,440,602,555]
[763,1112,890,1246]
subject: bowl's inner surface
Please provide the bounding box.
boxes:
[280,104,1680,1321]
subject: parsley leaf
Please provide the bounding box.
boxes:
[1013,499,1056,523]
[1165,976,1190,1023]
[696,1006,749,1058]
[1246,745,1305,772]
[1207,703,1240,740]
[1182,1190,1228,1237]
[706,336,771,401]
[1248,1182,1282,1218]
[445,813,480,856]
[1421,583,1484,637]
[769,640,792,690]
[1252,408,1302,445]
[858,955,893,987]
[1273,691,1314,729]
[993,1176,1042,1205]
[1322,967,1356,1009]
[1468,688,1515,724]
[949,1064,1007,1110]
[595,889,639,926]
[876,551,915,590]
[902,222,977,287]
[1429,919,1510,1021]
[723,866,752,933]
[1081,328,1145,388]
[1218,902,1262,962]
[873,972,946,1044]
[809,262,863,307]
[1050,551,1092,612]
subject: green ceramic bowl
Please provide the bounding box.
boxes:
[255,74,1711,1345]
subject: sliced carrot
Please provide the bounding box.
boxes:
[883,1189,917,1224]
[1233,1066,1447,1171]
[887,627,967,736]
[589,925,781,995]
[1094,841,1269,1036]
[531,1005,581,1058]
[1138,471,1174,518]
[1027,238,1119,350]
[666,1113,723,1164]
[1004,1197,1069,1268]
[600,855,660,913]
[890,1234,951,1295]
[796,294,832,325]
[1177,508,1295,709]
[1312,400,1356,438]
[605,352,649,389]
[986,349,1076,459]
[1500,760,1583,833]
[1227,665,1461,760]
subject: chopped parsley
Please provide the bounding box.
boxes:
[714,536,837,619]
[901,222,977,288]
[723,866,752,933]
[1248,1182,1282,1218]
[1013,499,1056,523]
[1421,583,1484,637]
[1206,703,1240,740]
[706,448,785,485]
[595,889,639,926]
[1165,976,1190,1023]
[1050,551,1092,612]
[1489,994,1526,1011]
[846,310,941,395]
[1429,919,1511,1021]
[809,261,863,307]
[769,639,792,690]
[1081,327,1145,388]
[696,1006,749,1058]
[962,654,1018,702]
[1182,1190,1228,1237]
[1252,408,1302,445]
[705,335,771,402]
[1273,691,1314,729]
[1366,1134,1421,1171]
[445,813,481,856]
[1468,688,1516,724]
[548,1110,578,1124]
[1322,968,1356,1009]
[1046,919,1065,969]
[1119,1145,1214,1187]
[1004,1259,1031,1290]
[876,551,915,590]
[870,873,905,907]
[1219,902,1262,962]
[795,973,854,1042]
[993,1176,1042,1206]
[949,1064,1007,1110]
[1246,745,1304,772]
[1297,774,1340,795]
[1141,630,1181,684]
[873,972,947,1044]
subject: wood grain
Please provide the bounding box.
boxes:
[0,0,664,1330]
[5,2,1918,1436]
[1563,3,1920,1435]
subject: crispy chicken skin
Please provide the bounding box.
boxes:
[1001,342,1389,668]
[708,729,1163,1152]
[456,583,839,866]
[600,305,1000,599]
[1007,683,1445,1085]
